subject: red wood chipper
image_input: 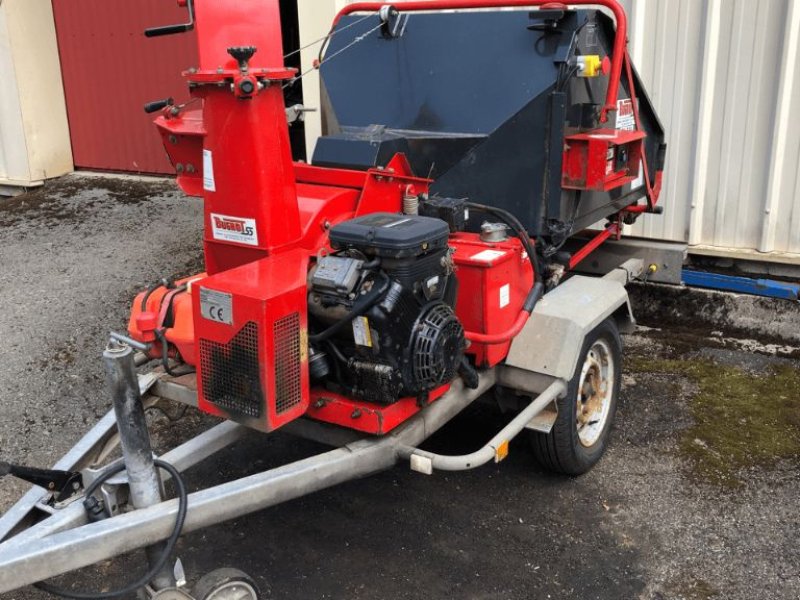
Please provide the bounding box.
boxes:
[0,1,666,597]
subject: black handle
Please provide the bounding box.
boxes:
[145,23,192,38]
[144,0,195,38]
[144,97,174,114]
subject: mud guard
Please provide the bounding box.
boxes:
[499,275,635,396]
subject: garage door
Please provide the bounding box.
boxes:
[52,0,197,174]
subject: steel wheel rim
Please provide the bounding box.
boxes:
[576,339,614,447]
[204,581,258,600]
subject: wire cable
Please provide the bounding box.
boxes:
[284,19,384,89]
[283,13,374,61]
[35,459,188,600]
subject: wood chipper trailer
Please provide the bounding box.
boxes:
[0,0,665,597]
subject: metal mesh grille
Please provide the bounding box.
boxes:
[273,312,302,414]
[413,303,464,388]
[199,322,263,418]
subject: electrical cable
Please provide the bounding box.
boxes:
[35,459,188,600]
[309,272,391,344]
[154,329,195,378]
[465,202,544,313]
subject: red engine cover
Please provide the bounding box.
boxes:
[192,249,310,432]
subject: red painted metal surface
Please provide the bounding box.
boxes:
[334,0,628,122]
[307,385,450,435]
[568,223,621,270]
[449,233,534,365]
[52,0,197,174]
[562,128,646,192]
[193,250,311,433]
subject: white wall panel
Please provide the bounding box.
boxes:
[0,0,72,189]
[626,0,800,258]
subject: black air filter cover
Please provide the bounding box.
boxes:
[329,213,450,259]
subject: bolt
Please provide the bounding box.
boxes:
[351,409,362,419]
[168,135,178,145]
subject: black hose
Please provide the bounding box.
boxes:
[35,459,188,600]
[309,273,390,344]
[139,278,176,312]
[465,202,545,314]
[154,329,194,377]
[140,283,160,312]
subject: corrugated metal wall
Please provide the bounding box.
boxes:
[621,0,800,258]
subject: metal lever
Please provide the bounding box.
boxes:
[144,98,174,114]
[0,461,82,502]
[145,0,195,37]
[285,104,317,124]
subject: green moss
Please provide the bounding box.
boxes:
[671,578,719,600]
[626,356,800,487]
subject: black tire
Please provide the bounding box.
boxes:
[530,317,622,475]
[193,568,261,600]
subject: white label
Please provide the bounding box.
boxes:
[199,287,232,324]
[499,284,511,308]
[616,98,636,131]
[203,149,216,192]
[211,213,259,246]
[470,249,506,263]
[352,316,373,347]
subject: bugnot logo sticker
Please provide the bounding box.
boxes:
[210,213,259,246]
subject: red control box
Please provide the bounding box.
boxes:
[450,233,533,367]
[562,128,645,192]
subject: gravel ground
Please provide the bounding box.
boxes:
[0,174,798,600]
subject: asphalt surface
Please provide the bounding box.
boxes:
[1,175,799,600]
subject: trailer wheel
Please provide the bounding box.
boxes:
[193,568,261,600]
[530,317,621,475]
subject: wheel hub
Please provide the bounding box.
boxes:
[576,339,614,447]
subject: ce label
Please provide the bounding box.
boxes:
[199,288,233,325]
[207,305,226,323]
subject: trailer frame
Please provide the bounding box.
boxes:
[0,262,642,597]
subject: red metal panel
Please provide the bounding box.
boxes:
[52,0,197,174]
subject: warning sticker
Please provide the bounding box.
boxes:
[470,249,507,263]
[616,98,636,131]
[499,284,511,308]
[352,316,373,347]
[211,213,259,247]
[203,149,216,192]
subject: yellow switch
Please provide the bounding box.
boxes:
[577,55,603,78]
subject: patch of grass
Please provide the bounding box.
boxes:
[627,356,800,487]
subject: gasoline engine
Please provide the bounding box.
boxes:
[307,213,465,404]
